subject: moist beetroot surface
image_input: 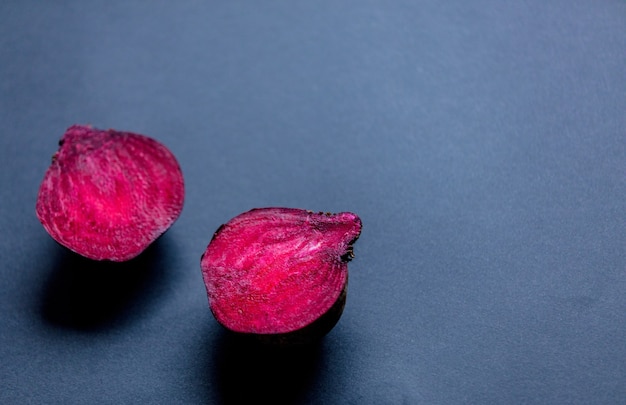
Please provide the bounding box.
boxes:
[201,208,362,339]
[36,125,184,262]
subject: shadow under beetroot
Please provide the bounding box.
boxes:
[208,328,326,405]
[38,236,175,332]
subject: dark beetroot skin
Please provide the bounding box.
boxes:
[201,208,362,345]
[36,125,184,262]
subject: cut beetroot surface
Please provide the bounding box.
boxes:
[201,208,362,343]
[36,125,184,262]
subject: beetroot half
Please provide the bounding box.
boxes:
[201,207,362,345]
[36,125,185,262]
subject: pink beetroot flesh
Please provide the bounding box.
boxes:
[201,208,362,337]
[36,125,184,261]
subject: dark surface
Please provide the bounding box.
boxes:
[1,1,625,404]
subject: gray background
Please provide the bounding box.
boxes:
[1,1,625,403]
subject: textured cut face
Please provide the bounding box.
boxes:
[36,125,185,261]
[201,208,362,337]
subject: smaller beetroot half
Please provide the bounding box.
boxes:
[201,207,362,345]
[36,125,184,262]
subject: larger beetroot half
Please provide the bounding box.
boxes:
[36,125,184,262]
[201,208,362,344]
